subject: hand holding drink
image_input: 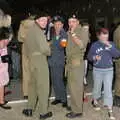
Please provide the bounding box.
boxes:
[101,40,112,49]
[94,55,101,61]
[71,32,81,45]
[102,40,111,46]
[60,39,67,47]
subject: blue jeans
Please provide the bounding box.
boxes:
[93,67,113,107]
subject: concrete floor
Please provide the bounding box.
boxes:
[2,66,119,120]
[0,96,120,120]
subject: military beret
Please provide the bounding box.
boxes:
[52,15,64,23]
[35,11,48,20]
[68,13,79,20]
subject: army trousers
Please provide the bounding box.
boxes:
[22,55,30,97]
[27,61,49,114]
[49,65,67,103]
[67,61,84,113]
[115,61,120,97]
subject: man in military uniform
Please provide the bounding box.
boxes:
[65,14,89,118]
[18,14,35,98]
[22,12,52,119]
[113,23,120,107]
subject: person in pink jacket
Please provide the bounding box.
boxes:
[0,27,12,110]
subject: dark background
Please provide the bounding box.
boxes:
[1,0,120,36]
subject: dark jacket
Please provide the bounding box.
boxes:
[87,40,120,68]
[48,28,67,66]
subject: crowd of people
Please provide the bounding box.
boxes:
[0,8,120,120]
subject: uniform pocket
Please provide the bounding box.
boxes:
[71,59,81,67]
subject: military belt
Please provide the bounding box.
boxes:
[31,52,42,56]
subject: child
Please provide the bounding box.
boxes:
[87,28,120,120]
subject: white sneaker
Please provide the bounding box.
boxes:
[91,100,101,111]
[108,110,116,120]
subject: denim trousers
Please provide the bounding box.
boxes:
[93,67,113,107]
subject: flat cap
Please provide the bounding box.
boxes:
[52,15,64,23]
